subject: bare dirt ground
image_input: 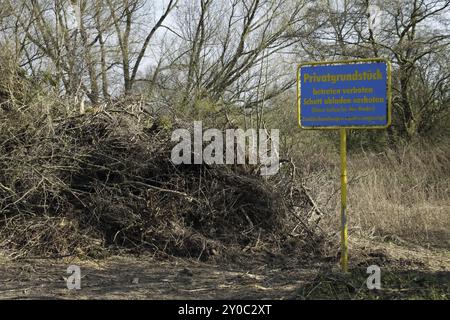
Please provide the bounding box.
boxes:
[0,240,448,300]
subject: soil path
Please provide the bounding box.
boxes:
[0,242,448,300]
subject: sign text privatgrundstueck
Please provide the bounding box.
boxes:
[298,61,390,129]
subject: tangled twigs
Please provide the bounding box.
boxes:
[0,109,324,260]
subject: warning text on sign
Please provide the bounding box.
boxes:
[298,61,390,128]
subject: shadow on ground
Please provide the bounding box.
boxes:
[0,243,448,300]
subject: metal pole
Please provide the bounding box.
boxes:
[340,128,348,272]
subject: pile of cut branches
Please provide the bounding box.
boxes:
[0,108,324,259]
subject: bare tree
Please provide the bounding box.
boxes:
[156,0,312,119]
[303,0,450,138]
[106,0,178,94]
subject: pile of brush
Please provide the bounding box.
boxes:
[0,107,323,260]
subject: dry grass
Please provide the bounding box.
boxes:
[347,143,449,246]
[298,138,450,248]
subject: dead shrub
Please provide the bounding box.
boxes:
[0,108,323,259]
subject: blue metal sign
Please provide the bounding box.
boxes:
[297,59,391,129]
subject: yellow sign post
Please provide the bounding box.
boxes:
[340,128,348,272]
[297,58,391,272]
